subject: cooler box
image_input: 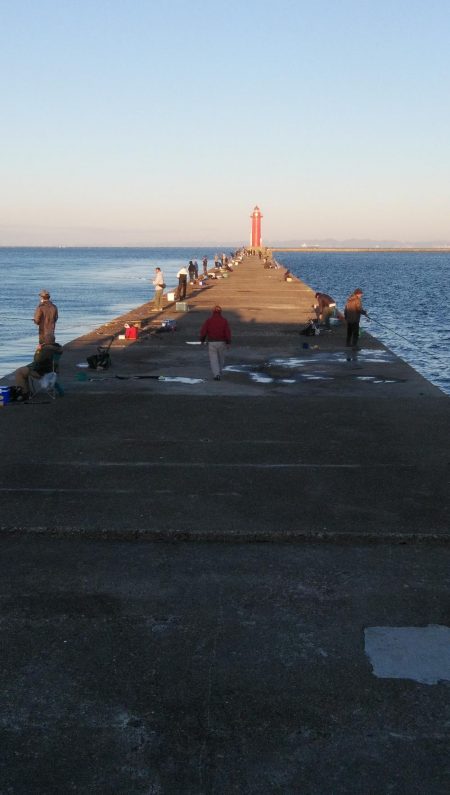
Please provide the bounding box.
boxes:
[175,302,189,312]
[125,326,139,340]
[0,386,10,404]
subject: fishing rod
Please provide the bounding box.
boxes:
[0,319,98,334]
[367,316,421,349]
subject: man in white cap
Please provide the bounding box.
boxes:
[34,289,58,343]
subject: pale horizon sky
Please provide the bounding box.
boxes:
[1,0,449,246]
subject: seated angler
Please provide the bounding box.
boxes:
[15,333,63,402]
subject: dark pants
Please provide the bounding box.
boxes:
[346,321,360,347]
[178,276,187,299]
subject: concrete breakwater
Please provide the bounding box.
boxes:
[0,252,449,793]
[0,252,448,540]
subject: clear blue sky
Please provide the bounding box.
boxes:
[1,0,449,245]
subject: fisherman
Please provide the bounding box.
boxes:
[14,332,63,402]
[33,289,58,343]
[344,288,369,348]
[314,292,337,328]
[152,267,165,311]
[176,265,188,299]
[188,260,196,284]
[200,305,231,381]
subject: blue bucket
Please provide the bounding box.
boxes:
[0,386,11,404]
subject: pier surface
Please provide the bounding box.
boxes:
[0,255,448,793]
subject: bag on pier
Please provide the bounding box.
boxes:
[87,351,111,370]
[300,320,319,337]
[87,344,112,370]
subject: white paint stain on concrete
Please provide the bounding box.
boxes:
[365,625,450,685]
[158,376,204,384]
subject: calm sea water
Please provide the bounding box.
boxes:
[0,248,449,395]
[276,250,450,395]
[0,247,218,375]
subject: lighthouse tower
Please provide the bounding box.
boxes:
[250,205,263,248]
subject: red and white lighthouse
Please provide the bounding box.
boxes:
[250,205,263,248]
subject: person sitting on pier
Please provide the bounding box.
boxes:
[14,332,63,402]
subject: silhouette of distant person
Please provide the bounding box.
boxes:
[176,266,188,299]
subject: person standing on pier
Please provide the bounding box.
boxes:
[344,288,369,348]
[188,260,196,284]
[200,305,231,381]
[152,267,165,311]
[176,265,188,299]
[33,289,58,343]
[202,256,208,276]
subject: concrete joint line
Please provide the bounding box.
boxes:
[52,461,418,469]
[0,526,449,544]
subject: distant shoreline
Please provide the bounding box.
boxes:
[1,245,449,253]
[272,247,450,253]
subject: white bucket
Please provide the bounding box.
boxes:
[167,292,175,301]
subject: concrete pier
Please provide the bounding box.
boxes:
[0,254,448,792]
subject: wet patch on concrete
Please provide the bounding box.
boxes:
[365,625,450,685]
[356,376,400,384]
[225,351,404,386]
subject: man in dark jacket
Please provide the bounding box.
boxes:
[15,333,63,401]
[34,289,58,343]
[344,288,369,348]
[200,305,231,380]
[176,266,188,299]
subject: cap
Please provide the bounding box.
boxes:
[354,288,363,295]
[39,290,50,299]
[213,305,222,313]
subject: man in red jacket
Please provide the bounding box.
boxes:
[200,305,231,380]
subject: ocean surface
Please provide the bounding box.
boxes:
[0,247,449,395]
[276,250,450,395]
